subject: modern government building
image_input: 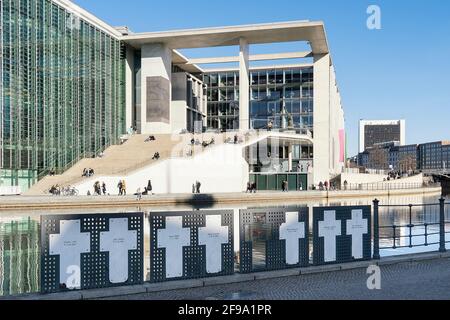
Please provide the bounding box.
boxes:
[0,0,346,193]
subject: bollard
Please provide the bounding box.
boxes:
[439,198,446,253]
[373,199,381,260]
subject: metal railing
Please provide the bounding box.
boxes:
[340,182,440,192]
[373,198,449,259]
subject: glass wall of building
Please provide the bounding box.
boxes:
[0,0,126,190]
[203,67,313,133]
[418,142,443,170]
[203,72,240,131]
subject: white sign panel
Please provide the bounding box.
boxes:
[198,215,229,274]
[49,220,91,289]
[318,211,342,262]
[280,212,306,265]
[346,209,368,259]
[157,216,191,278]
[100,218,138,284]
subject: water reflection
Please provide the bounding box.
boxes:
[0,192,447,297]
[0,217,40,296]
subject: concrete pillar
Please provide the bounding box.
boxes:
[140,43,172,134]
[288,144,293,172]
[313,53,331,186]
[125,46,135,132]
[239,38,250,132]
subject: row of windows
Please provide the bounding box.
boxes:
[203,68,313,88]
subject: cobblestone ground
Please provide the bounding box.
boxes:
[106,258,450,300]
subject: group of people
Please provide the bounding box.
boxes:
[49,185,78,196]
[202,138,215,148]
[82,168,95,178]
[152,152,161,160]
[135,180,153,200]
[49,185,62,196]
[93,181,107,196]
[315,181,337,191]
[246,182,257,193]
[192,181,202,194]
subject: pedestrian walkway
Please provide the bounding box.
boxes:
[106,258,450,300]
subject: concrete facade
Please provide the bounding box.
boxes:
[119,21,345,186]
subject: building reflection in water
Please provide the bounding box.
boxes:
[0,218,40,296]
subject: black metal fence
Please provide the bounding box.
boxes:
[373,198,450,259]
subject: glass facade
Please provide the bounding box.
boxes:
[204,67,314,132]
[203,72,240,131]
[364,124,401,151]
[0,0,126,190]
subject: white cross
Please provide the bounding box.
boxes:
[49,220,91,289]
[318,211,342,262]
[157,216,191,278]
[198,215,229,274]
[100,218,137,284]
[346,209,368,259]
[280,212,306,265]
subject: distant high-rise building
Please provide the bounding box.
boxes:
[359,120,406,153]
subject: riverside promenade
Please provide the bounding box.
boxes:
[0,186,442,211]
[4,251,450,300]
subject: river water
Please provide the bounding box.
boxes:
[0,192,448,297]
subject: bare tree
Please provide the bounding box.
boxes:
[369,146,389,170]
[399,154,416,173]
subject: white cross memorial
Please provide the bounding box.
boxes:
[100,218,137,284]
[49,220,91,289]
[318,211,342,262]
[279,212,306,265]
[198,215,229,274]
[157,216,191,278]
[346,209,368,259]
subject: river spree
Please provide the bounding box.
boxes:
[0,192,448,297]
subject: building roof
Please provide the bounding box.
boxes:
[121,20,330,55]
[53,0,122,38]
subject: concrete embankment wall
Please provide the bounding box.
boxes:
[0,187,442,211]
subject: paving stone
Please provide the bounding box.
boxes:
[102,258,450,300]
[81,285,147,300]
[299,265,341,275]
[253,269,300,280]
[145,279,204,293]
[203,274,255,286]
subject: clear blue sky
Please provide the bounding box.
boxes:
[75,0,450,156]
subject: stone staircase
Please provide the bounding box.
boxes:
[25,131,263,196]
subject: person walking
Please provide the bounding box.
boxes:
[102,182,107,196]
[122,180,127,196]
[196,181,201,194]
[117,180,123,196]
[192,183,196,194]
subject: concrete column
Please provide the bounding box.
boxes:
[288,144,293,172]
[125,46,135,132]
[140,43,172,134]
[313,53,331,186]
[239,38,250,132]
